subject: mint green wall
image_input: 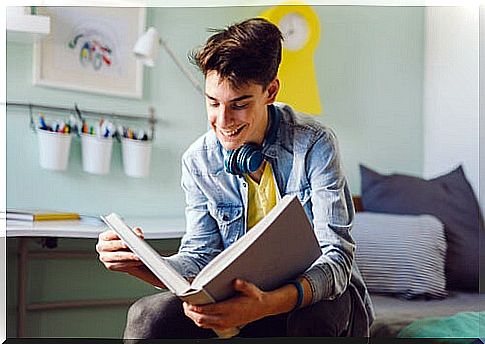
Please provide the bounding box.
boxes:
[315,6,424,191]
[7,6,424,217]
[6,6,259,217]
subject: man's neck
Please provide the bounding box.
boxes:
[248,161,266,184]
[254,106,270,146]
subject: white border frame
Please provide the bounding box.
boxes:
[32,7,146,99]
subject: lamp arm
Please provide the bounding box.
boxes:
[159,37,204,96]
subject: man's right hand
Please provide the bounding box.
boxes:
[96,228,166,288]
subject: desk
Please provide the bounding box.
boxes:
[7,216,185,338]
[6,216,186,239]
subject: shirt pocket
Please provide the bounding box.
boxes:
[209,203,244,248]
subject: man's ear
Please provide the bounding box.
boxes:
[265,78,280,104]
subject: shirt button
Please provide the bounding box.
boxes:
[243,183,247,187]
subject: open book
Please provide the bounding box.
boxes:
[101,194,321,338]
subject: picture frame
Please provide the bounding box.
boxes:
[33,7,146,99]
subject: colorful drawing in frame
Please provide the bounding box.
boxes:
[33,7,145,99]
[68,32,113,71]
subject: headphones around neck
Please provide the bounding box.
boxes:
[224,104,280,176]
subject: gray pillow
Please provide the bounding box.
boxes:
[352,212,447,299]
[359,164,484,292]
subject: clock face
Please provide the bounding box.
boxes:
[279,12,310,51]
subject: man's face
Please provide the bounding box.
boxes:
[205,71,279,151]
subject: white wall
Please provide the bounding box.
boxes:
[480,5,485,216]
[422,6,480,210]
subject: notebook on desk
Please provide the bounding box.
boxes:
[4,209,81,221]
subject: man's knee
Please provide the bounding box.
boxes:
[124,292,180,340]
[288,289,352,337]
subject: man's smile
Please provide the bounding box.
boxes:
[219,124,248,139]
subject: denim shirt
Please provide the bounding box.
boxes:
[165,103,375,334]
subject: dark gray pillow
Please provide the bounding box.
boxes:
[359,164,484,292]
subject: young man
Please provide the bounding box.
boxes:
[96,18,374,339]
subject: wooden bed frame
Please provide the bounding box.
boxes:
[352,196,363,212]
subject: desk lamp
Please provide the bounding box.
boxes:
[133,27,204,95]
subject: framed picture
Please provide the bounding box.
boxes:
[33,7,146,99]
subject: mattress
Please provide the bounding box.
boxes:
[370,291,485,337]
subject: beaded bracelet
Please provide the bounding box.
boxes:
[289,280,304,311]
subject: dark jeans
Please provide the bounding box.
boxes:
[123,288,352,341]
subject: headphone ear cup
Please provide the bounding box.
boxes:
[236,145,249,174]
[239,144,263,174]
[246,149,264,174]
[224,149,238,175]
[224,143,264,175]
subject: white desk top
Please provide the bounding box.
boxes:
[6,216,186,239]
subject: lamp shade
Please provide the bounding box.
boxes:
[132,26,204,95]
[133,27,160,67]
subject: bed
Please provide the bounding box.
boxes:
[369,292,484,338]
[350,164,484,340]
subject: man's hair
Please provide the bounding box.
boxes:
[190,17,283,89]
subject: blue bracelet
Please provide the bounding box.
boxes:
[289,280,304,311]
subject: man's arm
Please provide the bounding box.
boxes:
[163,151,225,278]
[97,148,225,289]
[300,128,355,303]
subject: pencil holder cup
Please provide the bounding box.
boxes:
[121,138,153,178]
[81,133,113,175]
[37,129,72,171]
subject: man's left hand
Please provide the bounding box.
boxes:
[183,278,271,332]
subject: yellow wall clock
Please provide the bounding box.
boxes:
[260,1,323,115]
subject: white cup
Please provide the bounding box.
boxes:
[121,137,152,178]
[81,133,113,175]
[37,129,72,171]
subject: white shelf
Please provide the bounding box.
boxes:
[7,12,50,43]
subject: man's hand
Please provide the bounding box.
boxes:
[96,228,165,288]
[96,228,143,271]
[182,279,271,332]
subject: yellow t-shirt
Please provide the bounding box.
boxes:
[245,162,278,230]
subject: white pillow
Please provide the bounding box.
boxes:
[352,212,447,299]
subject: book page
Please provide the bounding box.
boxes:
[101,213,191,295]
